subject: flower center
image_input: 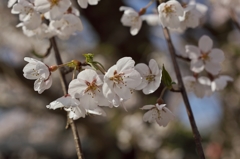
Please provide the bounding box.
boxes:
[50,0,60,8]
[201,53,209,61]
[110,70,125,85]
[162,4,174,15]
[84,79,99,96]
[146,74,155,83]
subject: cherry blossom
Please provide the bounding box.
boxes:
[179,1,208,31]
[183,76,211,98]
[135,59,162,94]
[210,75,233,91]
[103,57,141,107]
[11,0,41,30]
[158,0,184,30]
[22,23,54,39]
[141,104,174,127]
[47,95,86,120]
[23,57,52,94]
[8,0,17,8]
[34,0,71,20]
[68,69,109,116]
[120,6,142,36]
[49,14,83,40]
[186,35,225,75]
[77,0,100,9]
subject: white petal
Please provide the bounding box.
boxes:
[143,109,157,123]
[209,49,225,63]
[135,63,150,76]
[87,107,106,116]
[185,45,201,59]
[156,107,174,127]
[149,59,160,75]
[190,59,204,73]
[198,35,213,53]
[205,62,221,75]
[124,69,142,89]
[88,0,99,5]
[141,105,155,110]
[102,83,121,107]
[78,0,88,8]
[143,81,157,94]
[114,84,131,100]
[68,79,87,97]
[141,14,160,26]
[116,57,135,72]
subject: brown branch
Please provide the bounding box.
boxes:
[162,28,205,159]
[50,37,84,159]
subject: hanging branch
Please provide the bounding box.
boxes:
[162,27,205,159]
[50,37,84,159]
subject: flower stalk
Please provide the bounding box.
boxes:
[50,37,84,159]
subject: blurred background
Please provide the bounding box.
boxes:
[0,0,239,158]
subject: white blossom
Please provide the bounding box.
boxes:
[158,0,184,30]
[135,59,162,94]
[22,23,54,39]
[179,1,208,31]
[120,6,142,36]
[186,35,225,75]
[23,57,52,94]
[34,0,71,20]
[211,75,233,91]
[77,0,100,8]
[8,0,17,8]
[49,14,83,40]
[141,104,174,127]
[103,57,142,107]
[47,95,86,120]
[183,76,211,98]
[11,0,41,30]
[68,69,109,116]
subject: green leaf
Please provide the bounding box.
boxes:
[162,65,173,89]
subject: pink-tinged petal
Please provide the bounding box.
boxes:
[135,79,148,90]
[114,85,131,100]
[156,107,174,127]
[141,14,160,26]
[190,59,204,73]
[209,48,225,63]
[198,76,211,86]
[77,69,102,85]
[198,35,213,53]
[119,6,134,12]
[130,20,142,36]
[116,57,135,72]
[149,59,160,75]
[186,45,201,59]
[124,69,142,88]
[143,109,157,123]
[193,82,207,98]
[212,75,233,91]
[141,105,155,110]
[135,63,150,76]
[80,94,98,110]
[78,0,88,8]
[88,0,99,5]
[205,62,221,75]
[143,81,156,94]
[102,83,120,107]
[183,76,196,92]
[94,90,110,107]
[68,106,86,120]
[68,79,87,97]
[87,107,106,116]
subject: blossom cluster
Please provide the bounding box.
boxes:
[183,35,233,98]
[23,56,173,126]
[8,0,99,40]
[120,0,208,35]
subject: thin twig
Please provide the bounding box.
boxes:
[50,37,84,159]
[162,28,205,159]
